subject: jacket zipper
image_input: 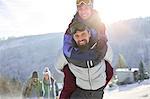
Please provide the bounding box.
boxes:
[87,61,92,89]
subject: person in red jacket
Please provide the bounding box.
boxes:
[60,0,113,99]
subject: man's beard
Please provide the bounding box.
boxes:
[77,40,89,51]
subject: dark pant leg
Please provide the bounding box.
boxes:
[70,88,86,99]
[59,65,76,99]
[91,87,104,99]
[70,87,104,99]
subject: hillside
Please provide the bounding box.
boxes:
[0,33,64,82]
[0,17,150,83]
[109,17,150,70]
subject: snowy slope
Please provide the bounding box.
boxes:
[104,79,150,99]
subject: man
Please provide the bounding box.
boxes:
[22,71,42,98]
[55,21,113,99]
[41,67,59,99]
[60,0,113,98]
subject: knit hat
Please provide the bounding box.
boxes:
[32,71,38,78]
[76,0,93,8]
[70,21,89,34]
[43,67,52,77]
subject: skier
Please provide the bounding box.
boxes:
[41,67,59,99]
[55,21,113,99]
[59,0,113,98]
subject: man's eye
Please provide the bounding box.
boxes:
[82,33,86,36]
[74,35,79,38]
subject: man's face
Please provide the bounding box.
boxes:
[73,30,91,47]
[32,78,38,85]
[77,4,92,20]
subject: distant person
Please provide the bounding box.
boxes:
[41,67,59,99]
[22,71,42,99]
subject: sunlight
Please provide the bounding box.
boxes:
[94,0,120,24]
[94,0,150,24]
[0,0,150,37]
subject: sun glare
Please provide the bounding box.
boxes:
[1,0,150,38]
[94,0,150,24]
[94,1,115,24]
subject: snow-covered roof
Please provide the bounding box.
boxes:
[116,68,139,72]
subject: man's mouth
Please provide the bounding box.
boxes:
[78,40,86,45]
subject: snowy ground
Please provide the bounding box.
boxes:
[1,79,150,99]
[104,79,150,99]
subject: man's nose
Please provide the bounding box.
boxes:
[78,36,83,41]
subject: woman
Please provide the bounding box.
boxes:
[41,67,59,99]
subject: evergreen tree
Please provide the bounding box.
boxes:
[139,61,145,81]
[116,53,128,68]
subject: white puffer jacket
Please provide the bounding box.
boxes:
[55,44,113,90]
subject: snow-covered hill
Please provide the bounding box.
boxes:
[0,33,64,82]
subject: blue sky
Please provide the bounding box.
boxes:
[0,0,150,38]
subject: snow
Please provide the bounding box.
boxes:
[104,79,150,99]
[116,68,139,72]
[54,79,150,99]
[1,79,150,99]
